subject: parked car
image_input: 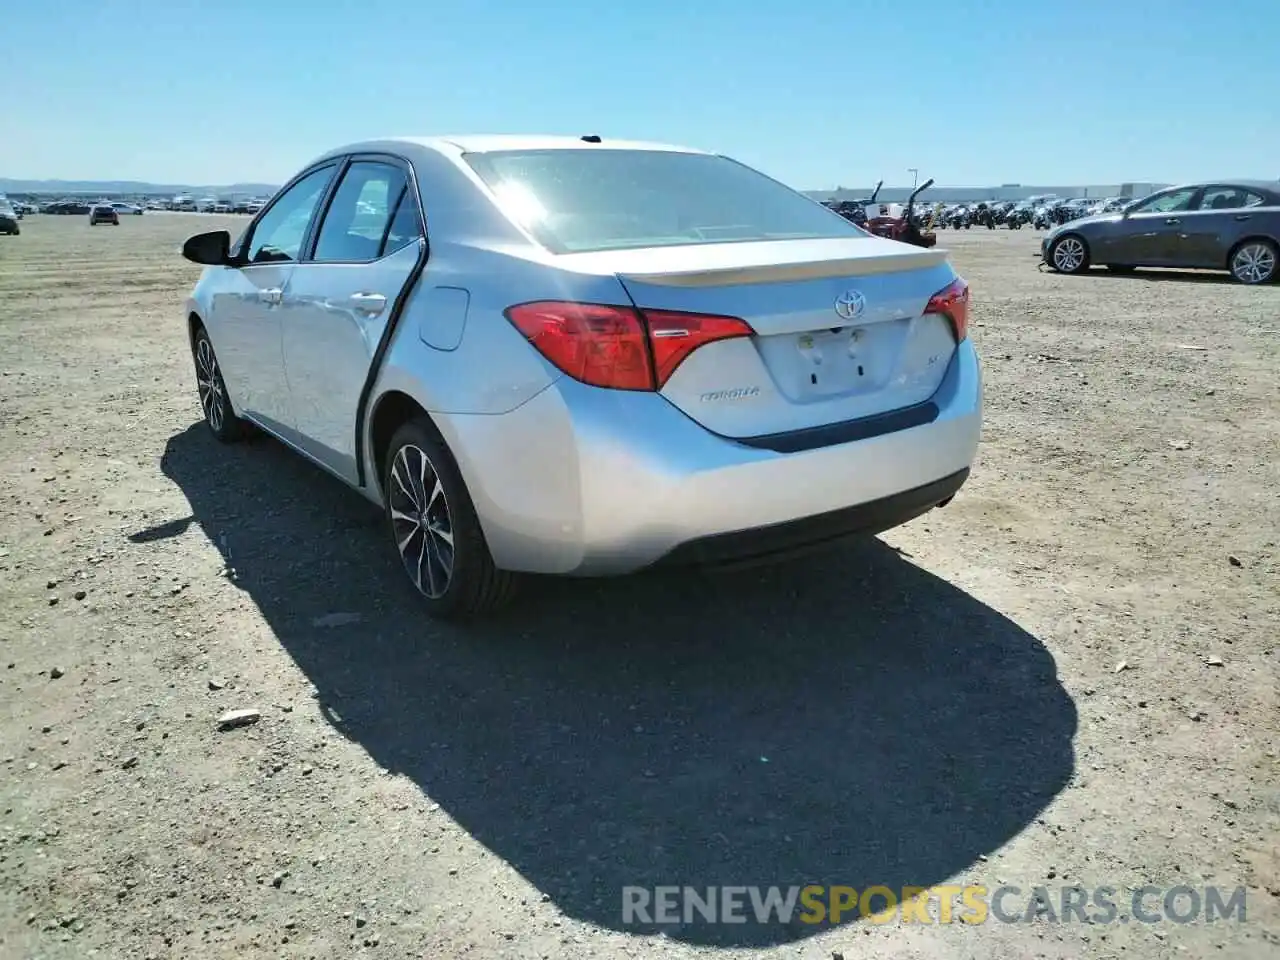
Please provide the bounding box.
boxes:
[1043,181,1280,284]
[44,200,92,215]
[111,202,144,215]
[1,195,24,221]
[180,135,981,618]
[89,204,120,226]
[0,197,20,235]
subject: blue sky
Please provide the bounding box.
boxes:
[5,0,1275,188]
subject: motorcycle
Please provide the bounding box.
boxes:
[863,178,938,248]
[827,180,883,227]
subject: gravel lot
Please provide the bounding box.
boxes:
[0,213,1276,959]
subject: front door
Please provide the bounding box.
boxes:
[280,159,425,483]
[214,164,337,437]
[1108,186,1199,265]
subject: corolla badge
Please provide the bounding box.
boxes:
[700,386,760,402]
[834,289,866,321]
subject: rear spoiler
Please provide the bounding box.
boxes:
[619,246,949,287]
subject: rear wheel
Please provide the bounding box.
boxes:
[1049,234,1090,274]
[192,326,246,442]
[1228,240,1277,284]
[383,418,518,619]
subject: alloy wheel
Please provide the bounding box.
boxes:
[195,338,225,432]
[1052,237,1086,272]
[388,444,455,599]
[1231,243,1276,284]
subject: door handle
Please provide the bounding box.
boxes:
[1164,218,1180,225]
[1234,214,1251,221]
[258,288,282,305]
[349,292,388,314]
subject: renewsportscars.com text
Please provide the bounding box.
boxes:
[622,884,1248,926]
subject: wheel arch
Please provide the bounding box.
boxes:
[1225,234,1279,270]
[186,311,204,350]
[369,390,436,495]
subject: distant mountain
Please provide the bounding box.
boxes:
[0,178,280,196]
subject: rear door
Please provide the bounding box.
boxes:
[1180,186,1268,267]
[597,237,960,438]
[281,157,425,482]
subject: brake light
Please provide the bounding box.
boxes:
[925,277,970,342]
[504,301,753,391]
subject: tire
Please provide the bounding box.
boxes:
[1228,239,1277,285]
[1048,234,1090,274]
[382,417,518,619]
[191,325,246,443]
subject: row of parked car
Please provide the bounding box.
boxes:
[822,177,1280,284]
[35,199,143,216]
[927,197,1131,230]
[12,197,267,216]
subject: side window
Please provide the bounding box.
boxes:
[1198,187,1266,211]
[1130,188,1197,215]
[312,161,420,262]
[244,166,335,264]
[381,186,424,256]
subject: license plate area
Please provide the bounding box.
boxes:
[756,319,908,402]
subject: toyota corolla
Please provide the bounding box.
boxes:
[181,135,982,618]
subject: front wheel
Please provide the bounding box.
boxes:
[192,327,246,442]
[383,418,519,619]
[1229,240,1277,284]
[1048,234,1090,274]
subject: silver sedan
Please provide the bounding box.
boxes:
[181,135,982,618]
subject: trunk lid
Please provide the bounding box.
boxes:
[577,237,960,438]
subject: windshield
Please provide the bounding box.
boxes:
[462,148,866,254]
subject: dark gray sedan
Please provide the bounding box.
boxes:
[1042,181,1280,284]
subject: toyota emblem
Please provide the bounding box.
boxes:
[834,289,866,321]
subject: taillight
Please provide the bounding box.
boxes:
[504,302,652,390]
[644,309,754,387]
[925,277,969,342]
[504,301,753,391]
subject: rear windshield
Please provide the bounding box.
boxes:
[462,149,866,254]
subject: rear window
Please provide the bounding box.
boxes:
[462,149,866,254]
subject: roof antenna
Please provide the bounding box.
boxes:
[580,135,602,143]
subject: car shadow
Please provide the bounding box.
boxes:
[139,423,1077,947]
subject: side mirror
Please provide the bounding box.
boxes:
[182,230,232,266]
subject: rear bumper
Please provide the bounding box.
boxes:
[442,339,982,575]
[657,468,968,569]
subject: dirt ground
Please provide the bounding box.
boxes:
[0,213,1276,960]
